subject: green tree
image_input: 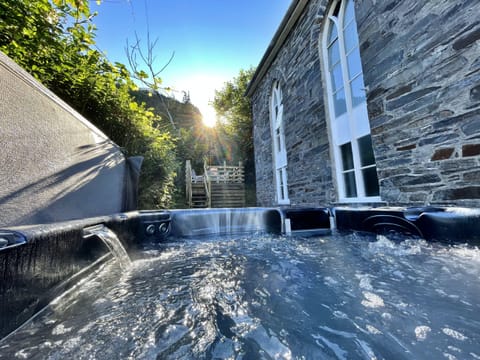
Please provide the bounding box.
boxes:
[212,67,256,205]
[0,0,177,209]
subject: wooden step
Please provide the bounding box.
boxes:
[187,179,246,208]
[210,183,245,207]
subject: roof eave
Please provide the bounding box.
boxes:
[246,0,309,98]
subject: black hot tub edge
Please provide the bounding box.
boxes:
[2,206,479,249]
[333,206,480,244]
[0,211,143,339]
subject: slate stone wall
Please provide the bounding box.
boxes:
[357,0,480,206]
[251,0,480,207]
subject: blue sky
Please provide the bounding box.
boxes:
[91,0,292,125]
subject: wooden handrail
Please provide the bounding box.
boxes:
[203,160,211,208]
[205,161,244,183]
[186,160,244,208]
[185,160,193,207]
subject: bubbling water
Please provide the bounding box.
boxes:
[1,233,479,359]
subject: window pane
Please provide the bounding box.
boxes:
[328,40,340,67]
[350,75,366,108]
[333,89,347,116]
[340,142,354,170]
[347,49,362,80]
[358,135,375,166]
[328,22,338,44]
[343,171,357,197]
[273,86,282,107]
[333,1,341,17]
[330,63,343,92]
[362,167,380,196]
[344,0,355,26]
[275,129,281,152]
[344,21,358,53]
[278,168,284,199]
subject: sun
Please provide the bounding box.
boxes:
[201,105,217,128]
[174,73,225,128]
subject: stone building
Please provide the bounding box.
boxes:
[246,0,480,208]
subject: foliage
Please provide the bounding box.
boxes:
[213,68,255,157]
[212,67,256,204]
[0,0,177,209]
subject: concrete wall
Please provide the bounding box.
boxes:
[0,52,130,227]
[251,0,480,207]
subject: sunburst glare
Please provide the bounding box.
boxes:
[201,104,217,128]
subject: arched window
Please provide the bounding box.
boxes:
[270,81,289,204]
[322,0,380,201]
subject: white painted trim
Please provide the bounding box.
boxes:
[338,196,382,204]
[320,0,380,203]
[270,81,290,205]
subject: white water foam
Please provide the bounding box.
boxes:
[361,292,385,308]
[442,328,468,341]
[414,326,431,341]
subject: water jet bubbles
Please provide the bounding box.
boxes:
[356,273,374,291]
[442,327,468,341]
[361,292,385,308]
[51,324,72,335]
[414,325,431,341]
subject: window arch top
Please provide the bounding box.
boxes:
[271,81,283,124]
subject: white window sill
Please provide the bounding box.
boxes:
[337,196,383,204]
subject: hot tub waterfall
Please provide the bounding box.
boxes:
[83,224,131,270]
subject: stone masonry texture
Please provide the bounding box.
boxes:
[251,0,480,207]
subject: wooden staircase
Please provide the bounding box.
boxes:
[191,182,208,208]
[186,160,245,208]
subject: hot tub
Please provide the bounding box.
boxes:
[0,207,479,359]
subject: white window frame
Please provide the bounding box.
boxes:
[320,0,380,203]
[270,81,290,205]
